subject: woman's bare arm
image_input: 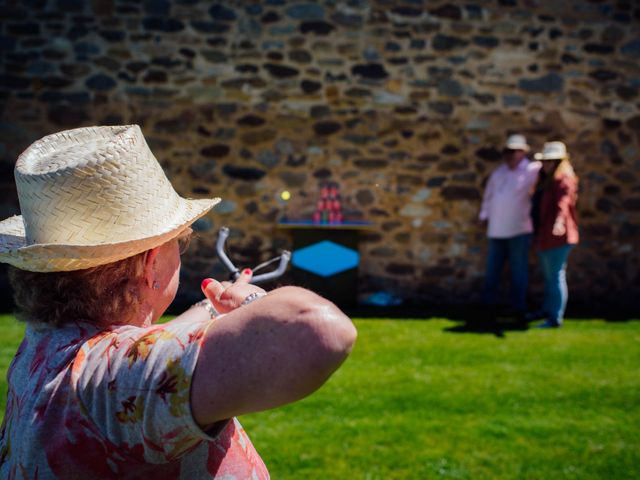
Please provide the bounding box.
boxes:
[189,285,357,428]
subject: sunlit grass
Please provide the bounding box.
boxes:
[1,316,638,479]
[239,319,640,479]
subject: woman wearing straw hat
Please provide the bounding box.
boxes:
[0,125,357,478]
[529,141,579,328]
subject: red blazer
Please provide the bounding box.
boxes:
[535,174,579,251]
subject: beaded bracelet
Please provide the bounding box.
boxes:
[192,299,218,319]
[241,292,266,306]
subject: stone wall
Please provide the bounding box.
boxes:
[1,0,639,313]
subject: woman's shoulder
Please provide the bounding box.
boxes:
[78,318,212,360]
[25,321,98,348]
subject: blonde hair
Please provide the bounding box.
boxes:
[9,251,147,327]
[554,158,576,179]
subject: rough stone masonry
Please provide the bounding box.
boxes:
[0,0,638,314]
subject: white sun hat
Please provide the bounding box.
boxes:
[534,141,569,161]
[0,125,220,272]
[504,134,530,152]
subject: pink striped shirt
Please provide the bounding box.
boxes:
[479,158,541,238]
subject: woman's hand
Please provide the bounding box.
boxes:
[201,269,267,314]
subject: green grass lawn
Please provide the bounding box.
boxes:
[1,315,638,479]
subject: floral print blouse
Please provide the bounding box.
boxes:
[0,317,269,479]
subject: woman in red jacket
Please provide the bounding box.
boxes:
[530,142,579,328]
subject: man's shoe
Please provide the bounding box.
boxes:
[525,310,546,322]
[536,320,561,329]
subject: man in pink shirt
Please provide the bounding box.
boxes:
[479,134,541,319]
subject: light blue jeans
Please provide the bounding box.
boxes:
[482,233,531,313]
[537,245,574,324]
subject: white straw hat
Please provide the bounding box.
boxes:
[504,134,530,152]
[534,141,569,161]
[0,125,220,272]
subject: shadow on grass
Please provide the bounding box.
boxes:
[436,304,531,338]
[344,302,638,321]
[441,313,530,339]
[342,302,638,338]
[343,304,530,338]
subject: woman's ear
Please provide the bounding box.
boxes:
[143,246,161,289]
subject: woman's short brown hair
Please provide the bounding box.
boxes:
[9,251,147,327]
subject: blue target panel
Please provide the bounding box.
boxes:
[292,240,359,277]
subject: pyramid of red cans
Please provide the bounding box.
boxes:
[312,182,343,225]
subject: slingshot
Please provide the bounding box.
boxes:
[215,226,291,285]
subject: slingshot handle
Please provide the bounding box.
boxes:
[215,227,290,285]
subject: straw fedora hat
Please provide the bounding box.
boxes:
[0,125,220,272]
[504,134,530,152]
[534,141,569,161]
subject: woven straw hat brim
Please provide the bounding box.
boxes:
[534,153,569,161]
[0,196,219,272]
[505,143,530,152]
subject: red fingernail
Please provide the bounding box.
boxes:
[201,278,213,291]
[243,268,252,275]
